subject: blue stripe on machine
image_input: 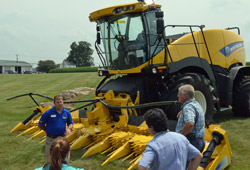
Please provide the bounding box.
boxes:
[220,42,244,58]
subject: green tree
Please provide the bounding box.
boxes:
[66,41,94,67]
[37,60,56,73]
[56,63,60,68]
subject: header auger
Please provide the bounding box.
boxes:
[9,0,250,169]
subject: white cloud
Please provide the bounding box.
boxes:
[0,0,249,65]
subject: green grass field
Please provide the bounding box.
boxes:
[0,73,250,170]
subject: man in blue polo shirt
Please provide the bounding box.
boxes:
[38,95,73,161]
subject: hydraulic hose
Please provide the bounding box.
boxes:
[22,108,41,125]
[200,131,224,168]
[99,100,181,109]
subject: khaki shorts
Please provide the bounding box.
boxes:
[45,136,56,162]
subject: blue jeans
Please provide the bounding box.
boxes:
[189,138,205,152]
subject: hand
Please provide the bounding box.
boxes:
[177,110,182,119]
[64,128,72,136]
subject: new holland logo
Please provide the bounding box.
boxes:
[220,42,244,58]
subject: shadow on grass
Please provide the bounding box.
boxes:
[70,148,131,170]
[70,148,113,163]
[70,149,87,161]
[213,109,249,124]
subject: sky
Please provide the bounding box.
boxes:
[0,0,250,67]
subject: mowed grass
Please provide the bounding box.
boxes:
[0,73,250,170]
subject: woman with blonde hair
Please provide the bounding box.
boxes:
[35,137,84,170]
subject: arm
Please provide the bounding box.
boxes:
[181,106,196,136]
[176,110,182,119]
[138,145,154,170]
[138,165,147,170]
[187,152,203,170]
[64,124,73,136]
[65,111,73,136]
[181,122,194,136]
[68,124,73,130]
[38,124,46,131]
[38,109,49,132]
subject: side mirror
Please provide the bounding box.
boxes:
[97,32,101,45]
[157,19,164,34]
[155,11,164,18]
[96,25,101,44]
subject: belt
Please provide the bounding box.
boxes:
[47,135,62,139]
[186,134,201,141]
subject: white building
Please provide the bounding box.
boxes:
[60,60,76,68]
[0,60,33,74]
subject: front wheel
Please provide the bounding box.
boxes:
[160,73,217,124]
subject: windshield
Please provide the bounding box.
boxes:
[98,10,164,70]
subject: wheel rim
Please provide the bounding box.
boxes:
[194,90,207,114]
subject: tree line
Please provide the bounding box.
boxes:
[37,41,94,73]
[37,40,250,73]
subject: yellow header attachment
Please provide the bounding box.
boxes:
[89,2,161,22]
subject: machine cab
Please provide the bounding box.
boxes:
[90,2,165,73]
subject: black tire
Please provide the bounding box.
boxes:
[159,73,217,124]
[232,77,250,116]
